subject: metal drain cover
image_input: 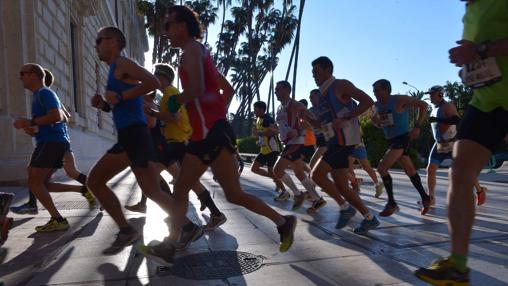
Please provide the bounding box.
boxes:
[157,251,264,280]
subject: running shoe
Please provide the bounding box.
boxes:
[175,223,203,251]
[303,192,313,202]
[291,193,305,211]
[420,197,431,215]
[138,238,176,266]
[125,202,147,213]
[10,203,38,215]
[415,257,470,286]
[374,182,384,198]
[274,191,290,202]
[306,197,327,214]
[35,218,70,232]
[379,202,399,217]
[102,228,142,255]
[476,187,487,206]
[353,216,380,235]
[335,206,357,229]
[204,213,227,230]
[278,215,296,252]
[82,188,96,209]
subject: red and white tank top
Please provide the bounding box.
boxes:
[179,44,226,141]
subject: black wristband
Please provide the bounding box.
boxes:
[30,118,37,126]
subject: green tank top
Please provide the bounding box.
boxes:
[462,0,508,112]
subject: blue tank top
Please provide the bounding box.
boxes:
[431,101,457,142]
[374,96,410,139]
[316,82,361,146]
[107,61,146,130]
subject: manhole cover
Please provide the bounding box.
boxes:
[157,251,264,279]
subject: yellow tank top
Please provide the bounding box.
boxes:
[159,86,192,142]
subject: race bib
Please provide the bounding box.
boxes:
[321,122,335,141]
[379,112,394,127]
[437,141,454,154]
[461,57,502,88]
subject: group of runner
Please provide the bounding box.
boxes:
[1,2,506,285]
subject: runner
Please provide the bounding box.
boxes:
[138,6,296,265]
[127,64,227,231]
[415,2,508,275]
[348,139,384,198]
[273,81,325,213]
[87,27,186,255]
[307,89,328,170]
[307,56,379,234]
[371,79,431,216]
[13,63,79,232]
[251,101,288,195]
[424,85,487,208]
[10,68,95,215]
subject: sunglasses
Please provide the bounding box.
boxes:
[95,37,112,45]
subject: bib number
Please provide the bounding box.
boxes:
[437,141,454,154]
[322,122,334,141]
[461,57,502,88]
[379,112,394,127]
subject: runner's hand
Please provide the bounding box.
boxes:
[449,40,480,67]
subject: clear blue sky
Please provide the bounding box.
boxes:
[145,0,467,112]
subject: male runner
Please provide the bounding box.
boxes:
[371,79,431,216]
[137,6,296,265]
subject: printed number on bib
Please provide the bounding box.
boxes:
[379,112,394,127]
[461,57,502,88]
[437,141,454,154]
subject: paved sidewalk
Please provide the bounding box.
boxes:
[1,166,507,285]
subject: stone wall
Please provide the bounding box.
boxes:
[0,0,148,184]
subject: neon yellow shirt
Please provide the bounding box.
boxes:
[159,86,192,142]
[255,114,280,155]
[463,0,508,112]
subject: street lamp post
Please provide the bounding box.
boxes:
[402,81,420,92]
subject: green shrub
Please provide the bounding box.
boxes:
[237,136,260,154]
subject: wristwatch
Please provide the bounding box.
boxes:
[476,41,490,60]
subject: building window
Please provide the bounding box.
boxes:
[70,22,79,113]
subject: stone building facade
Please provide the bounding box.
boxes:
[0,0,148,184]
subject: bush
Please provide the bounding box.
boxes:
[237,136,260,154]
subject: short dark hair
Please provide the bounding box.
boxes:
[167,5,203,39]
[43,68,54,87]
[253,101,267,112]
[154,63,175,84]
[312,56,334,74]
[310,89,320,95]
[373,79,392,94]
[99,27,126,50]
[299,99,308,107]
[276,80,292,93]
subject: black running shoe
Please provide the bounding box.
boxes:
[175,223,203,251]
[278,215,297,252]
[102,228,141,255]
[138,238,176,266]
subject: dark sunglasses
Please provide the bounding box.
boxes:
[95,37,112,45]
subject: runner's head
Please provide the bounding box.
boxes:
[253,101,267,117]
[95,27,126,61]
[275,81,292,103]
[373,79,391,99]
[299,99,308,108]
[309,89,320,107]
[43,68,54,87]
[427,85,445,105]
[19,63,45,91]
[312,56,333,86]
[165,5,203,48]
[154,63,175,87]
